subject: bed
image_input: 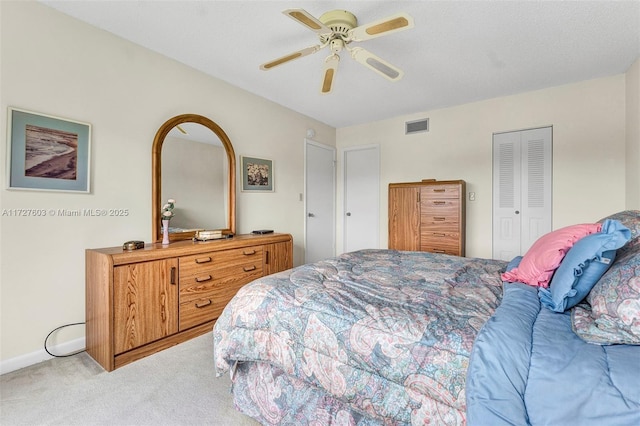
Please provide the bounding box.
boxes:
[214,211,640,425]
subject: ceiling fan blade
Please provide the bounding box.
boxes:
[283,9,333,35]
[348,12,414,42]
[320,54,340,94]
[260,45,323,70]
[349,47,404,81]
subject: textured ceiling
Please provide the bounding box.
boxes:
[40,1,640,128]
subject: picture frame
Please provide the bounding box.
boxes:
[240,155,274,192]
[6,107,91,193]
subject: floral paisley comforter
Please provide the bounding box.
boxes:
[213,249,506,425]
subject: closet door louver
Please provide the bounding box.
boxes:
[492,127,552,260]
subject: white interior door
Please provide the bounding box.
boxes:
[305,140,336,263]
[343,145,380,252]
[493,127,552,260]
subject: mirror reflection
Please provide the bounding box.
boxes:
[161,123,228,232]
[152,114,236,242]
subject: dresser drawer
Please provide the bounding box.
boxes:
[179,290,227,331]
[421,200,460,229]
[179,266,263,301]
[421,217,460,233]
[421,184,460,199]
[179,260,263,289]
[421,246,461,256]
[179,246,263,281]
[178,246,264,330]
[421,198,460,212]
[178,269,262,331]
[420,232,461,255]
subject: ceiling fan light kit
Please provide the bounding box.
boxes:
[262,8,414,94]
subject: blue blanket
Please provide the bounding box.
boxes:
[466,282,640,425]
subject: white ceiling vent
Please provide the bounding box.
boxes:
[405,118,429,135]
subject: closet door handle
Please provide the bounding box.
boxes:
[170,267,176,285]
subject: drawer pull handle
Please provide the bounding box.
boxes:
[432,201,446,205]
[195,299,212,308]
[434,233,446,237]
[433,217,446,221]
[195,275,212,283]
[433,249,446,253]
[433,189,446,192]
[243,265,257,272]
[195,257,212,264]
[243,250,256,256]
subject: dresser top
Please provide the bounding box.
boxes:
[388,179,465,188]
[86,233,292,265]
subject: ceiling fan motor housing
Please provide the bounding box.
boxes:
[319,10,357,42]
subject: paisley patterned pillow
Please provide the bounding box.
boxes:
[571,210,640,345]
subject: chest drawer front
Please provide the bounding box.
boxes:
[421,199,460,229]
[421,198,460,213]
[421,184,460,199]
[421,231,461,256]
[179,246,263,279]
[421,246,461,256]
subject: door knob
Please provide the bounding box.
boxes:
[346,212,351,216]
[515,210,520,214]
[308,213,315,217]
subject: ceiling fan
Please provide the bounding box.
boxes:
[260,9,415,94]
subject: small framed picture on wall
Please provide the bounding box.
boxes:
[7,107,91,193]
[241,155,274,192]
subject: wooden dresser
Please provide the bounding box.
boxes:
[388,180,466,256]
[86,233,293,371]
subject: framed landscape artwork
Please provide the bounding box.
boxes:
[241,156,274,192]
[7,107,91,192]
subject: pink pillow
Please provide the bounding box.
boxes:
[501,223,602,288]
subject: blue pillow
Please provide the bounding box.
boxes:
[539,219,631,312]
[505,256,523,273]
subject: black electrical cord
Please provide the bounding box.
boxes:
[43,322,86,357]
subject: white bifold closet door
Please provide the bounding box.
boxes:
[492,127,552,261]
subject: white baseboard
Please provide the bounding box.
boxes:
[0,337,86,375]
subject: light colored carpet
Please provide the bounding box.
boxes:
[0,332,259,425]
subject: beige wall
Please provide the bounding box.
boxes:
[336,75,628,258]
[0,1,335,367]
[626,58,640,209]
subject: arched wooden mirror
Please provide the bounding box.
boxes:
[152,114,236,242]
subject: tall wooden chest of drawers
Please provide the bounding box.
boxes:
[86,233,293,371]
[388,180,466,256]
